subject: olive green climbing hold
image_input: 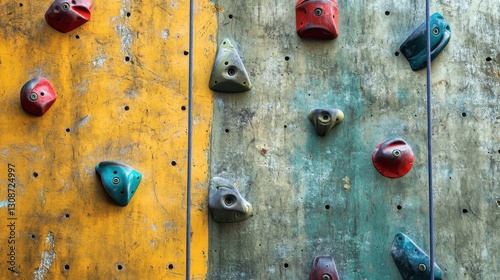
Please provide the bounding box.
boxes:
[95,161,142,207]
[209,177,253,223]
[308,108,344,136]
[209,39,252,93]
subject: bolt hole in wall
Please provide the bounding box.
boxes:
[325,204,330,210]
[65,213,70,218]
[395,51,399,56]
[171,161,177,166]
[64,264,70,270]
[486,57,492,61]
[33,172,38,178]
[75,35,80,39]
[125,56,130,62]
[397,205,402,210]
[168,264,174,270]
[462,209,468,213]
[31,234,35,239]
[225,129,229,133]
[19,3,23,7]
[462,112,467,117]
[181,105,186,111]
[228,14,233,19]
[124,106,130,111]
[126,12,131,17]
[385,11,390,15]
[66,128,70,132]
[184,51,189,55]
[117,264,123,271]
[285,56,290,61]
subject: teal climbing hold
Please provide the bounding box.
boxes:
[391,232,443,280]
[400,12,451,71]
[95,161,142,207]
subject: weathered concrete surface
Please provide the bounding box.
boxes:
[208,0,499,279]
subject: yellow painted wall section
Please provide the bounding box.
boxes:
[0,0,215,279]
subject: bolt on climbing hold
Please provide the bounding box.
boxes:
[372,137,414,178]
[45,0,92,33]
[391,232,443,280]
[400,13,451,71]
[309,256,340,280]
[308,108,344,136]
[296,0,339,40]
[209,39,252,93]
[95,161,142,207]
[209,177,253,223]
[20,77,57,116]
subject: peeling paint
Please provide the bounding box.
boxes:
[33,232,56,280]
[0,200,8,209]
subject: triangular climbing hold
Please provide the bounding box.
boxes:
[209,39,252,93]
[95,161,142,207]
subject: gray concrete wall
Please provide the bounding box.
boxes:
[208,0,499,279]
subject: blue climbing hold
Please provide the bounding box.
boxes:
[391,232,443,280]
[95,161,142,207]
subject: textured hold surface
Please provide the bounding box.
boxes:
[308,108,344,136]
[209,177,253,223]
[296,0,339,39]
[309,256,339,280]
[372,137,414,178]
[95,161,142,207]
[209,39,252,93]
[400,13,451,71]
[20,77,57,116]
[45,0,92,33]
[391,232,443,280]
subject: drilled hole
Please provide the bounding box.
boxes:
[40,92,45,96]
[397,205,402,210]
[462,209,468,213]
[184,51,189,55]
[64,264,70,270]
[228,14,233,19]
[75,35,80,39]
[113,171,118,174]
[225,129,229,133]
[19,3,23,7]
[126,12,131,17]
[65,128,70,132]
[117,264,123,271]
[181,106,186,111]
[171,161,177,166]
[168,264,174,270]
[385,11,390,15]
[65,213,70,218]
[462,112,467,117]
[325,204,330,210]
[395,52,399,56]
[124,106,130,111]
[486,57,492,61]
[31,234,35,239]
[120,191,125,195]
[398,236,402,241]
[284,263,289,268]
[285,56,290,61]
[33,172,38,178]
[284,125,287,128]
[125,56,130,61]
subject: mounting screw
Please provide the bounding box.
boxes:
[224,196,234,206]
[112,177,120,184]
[433,27,439,35]
[314,8,322,16]
[61,2,70,11]
[392,149,402,158]
[29,92,38,101]
[418,263,427,272]
[227,68,236,76]
[321,274,331,280]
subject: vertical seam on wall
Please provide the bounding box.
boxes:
[186,0,195,278]
[425,0,435,278]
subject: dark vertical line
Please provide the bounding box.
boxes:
[425,1,435,279]
[186,0,194,278]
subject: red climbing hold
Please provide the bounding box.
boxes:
[20,77,57,116]
[310,255,340,280]
[372,137,414,179]
[45,0,92,33]
[296,0,339,40]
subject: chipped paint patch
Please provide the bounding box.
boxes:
[160,30,170,39]
[115,24,134,54]
[93,57,107,68]
[33,232,56,280]
[343,176,351,190]
[0,200,8,209]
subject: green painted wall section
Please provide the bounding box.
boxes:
[208,0,498,279]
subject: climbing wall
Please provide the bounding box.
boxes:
[208,0,499,280]
[0,0,215,279]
